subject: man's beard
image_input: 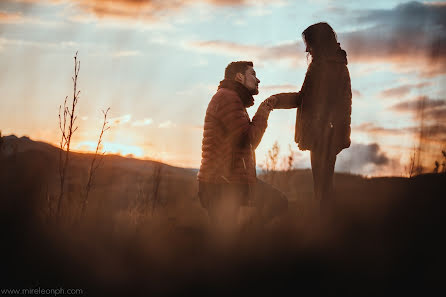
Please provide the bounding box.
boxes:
[243,77,258,95]
[249,87,259,95]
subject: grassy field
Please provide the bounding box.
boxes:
[1,135,445,296]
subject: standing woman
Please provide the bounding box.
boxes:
[273,22,352,213]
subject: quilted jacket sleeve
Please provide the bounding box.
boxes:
[214,90,271,150]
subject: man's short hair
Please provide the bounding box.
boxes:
[224,61,253,80]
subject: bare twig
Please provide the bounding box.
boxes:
[57,51,80,217]
[81,108,111,215]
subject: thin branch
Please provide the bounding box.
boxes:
[81,107,111,216]
[57,51,81,217]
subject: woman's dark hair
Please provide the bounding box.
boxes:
[302,22,339,59]
[224,61,253,80]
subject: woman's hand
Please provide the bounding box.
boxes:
[263,95,278,110]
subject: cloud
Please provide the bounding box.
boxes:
[3,0,247,25]
[352,89,362,98]
[391,96,445,112]
[112,50,142,57]
[388,96,446,146]
[131,118,153,127]
[422,124,446,140]
[109,114,132,126]
[380,82,431,98]
[0,9,60,26]
[353,122,404,136]
[260,84,298,91]
[184,2,446,75]
[188,40,263,57]
[390,96,446,123]
[75,141,144,157]
[158,120,175,128]
[186,40,304,66]
[336,142,390,174]
[353,121,446,174]
[0,10,25,23]
[26,0,266,22]
[354,119,446,150]
[0,37,78,50]
[340,2,446,77]
[354,121,444,143]
[72,0,183,22]
[186,2,445,74]
[248,5,272,17]
[355,2,446,27]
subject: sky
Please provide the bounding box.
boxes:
[1,0,445,176]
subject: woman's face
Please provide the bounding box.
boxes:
[305,44,312,55]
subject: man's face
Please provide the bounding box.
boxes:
[238,66,260,95]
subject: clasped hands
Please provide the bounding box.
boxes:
[261,95,278,111]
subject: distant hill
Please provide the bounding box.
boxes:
[0,134,196,176]
[0,134,199,214]
[1,134,57,156]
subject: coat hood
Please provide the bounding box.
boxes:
[314,43,348,65]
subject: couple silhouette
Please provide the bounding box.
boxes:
[197,22,352,231]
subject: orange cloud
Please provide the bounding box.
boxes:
[390,96,446,120]
[0,11,24,23]
[353,122,404,136]
[73,0,182,21]
[19,0,250,21]
[6,0,254,23]
[380,82,431,99]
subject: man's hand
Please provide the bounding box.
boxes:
[263,95,277,111]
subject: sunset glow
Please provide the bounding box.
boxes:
[1,0,445,175]
[75,141,145,158]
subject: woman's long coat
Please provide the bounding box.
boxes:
[275,51,352,154]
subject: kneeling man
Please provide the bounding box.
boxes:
[198,61,288,231]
